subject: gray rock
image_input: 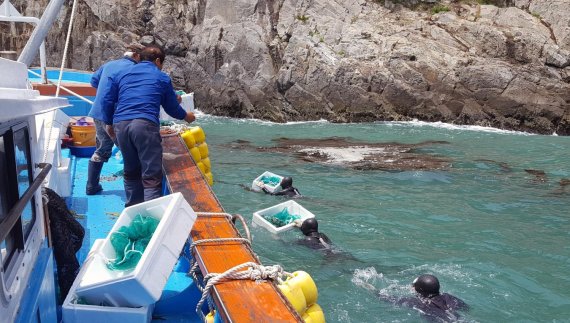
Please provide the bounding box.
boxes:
[6,0,570,135]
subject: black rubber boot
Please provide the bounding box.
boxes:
[86,161,104,195]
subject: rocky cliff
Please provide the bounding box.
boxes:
[5,0,570,134]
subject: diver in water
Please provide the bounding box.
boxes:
[260,176,301,197]
[297,218,332,250]
[380,274,468,322]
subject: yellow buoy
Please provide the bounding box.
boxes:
[286,271,318,306]
[302,304,325,323]
[198,143,209,159]
[278,283,307,314]
[190,147,201,162]
[181,130,196,148]
[197,161,206,174]
[205,310,216,323]
[190,126,206,144]
[202,157,211,172]
[205,172,214,186]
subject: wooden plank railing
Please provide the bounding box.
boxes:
[162,135,301,322]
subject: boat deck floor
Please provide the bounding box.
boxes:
[65,148,202,322]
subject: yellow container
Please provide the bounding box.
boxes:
[190,126,206,144]
[71,123,96,146]
[302,304,325,323]
[202,157,211,172]
[286,271,318,306]
[181,130,196,148]
[205,172,214,186]
[189,147,201,162]
[278,283,306,314]
[198,143,209,159]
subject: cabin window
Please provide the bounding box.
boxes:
[0,135,10,269]
[0,122,35,277]
[13,126,36,239]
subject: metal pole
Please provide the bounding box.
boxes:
[40,42,47,83]
[17,0,66,66]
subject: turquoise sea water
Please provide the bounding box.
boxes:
[197,115,569,322]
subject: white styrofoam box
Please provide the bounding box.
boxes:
[75,192,197,307]
[252,200,315,234]
[159,93,195,121]
[63,239,154,323]
[251,171,283,193]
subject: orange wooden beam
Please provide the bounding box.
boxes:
[162,135,301,322]
[33,83,97,97]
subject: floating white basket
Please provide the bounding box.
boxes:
[251,171,283,193]
[252,200,315,234]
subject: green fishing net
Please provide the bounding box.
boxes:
[263,208,300,227]
[107,214,160,271]
[261,175,281,186]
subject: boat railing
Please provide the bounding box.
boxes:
[0,163,52,243]
[27,69,94,105]
[0,0,50,84]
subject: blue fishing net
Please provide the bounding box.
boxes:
[107,214,160,271]
[261,175,281,186]
[263,208,300,227]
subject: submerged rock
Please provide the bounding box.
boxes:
[258,137,451,171]
[524,169,548,183]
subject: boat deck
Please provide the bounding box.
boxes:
[65,147,203,322]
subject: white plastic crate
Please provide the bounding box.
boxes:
[75,192,197,307]
[63,240,154,323]
[252,200,315,234]
[159,93,195,121]
[251,171,283,193]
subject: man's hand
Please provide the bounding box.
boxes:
[105,125,116,140]
[176,94,182,103]
[184,112,196,123]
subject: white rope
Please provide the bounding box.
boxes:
[160,123,192,134]
[195,262,291,314]
[184,212,261,318]
[55,0,79,97]
[41,113,55,164]
[190,237,250,251]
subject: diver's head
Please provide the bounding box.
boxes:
[412,274,440,298]
[300,218,318,235]
[281,177,293,189]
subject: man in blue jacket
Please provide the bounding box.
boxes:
[86,44,143,195]
[101,45,195,206]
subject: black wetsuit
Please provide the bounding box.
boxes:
[381,293,468,322]
[262,186,301,197]
[298,232,332,250]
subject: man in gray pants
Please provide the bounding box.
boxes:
[86,44,143,195]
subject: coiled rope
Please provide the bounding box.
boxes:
[185,212,291,319]
[194,262,291,316]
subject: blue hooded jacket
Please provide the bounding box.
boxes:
[100,61,186,125]
[89,56,137,124]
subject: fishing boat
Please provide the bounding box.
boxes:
[0,1,323,322]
